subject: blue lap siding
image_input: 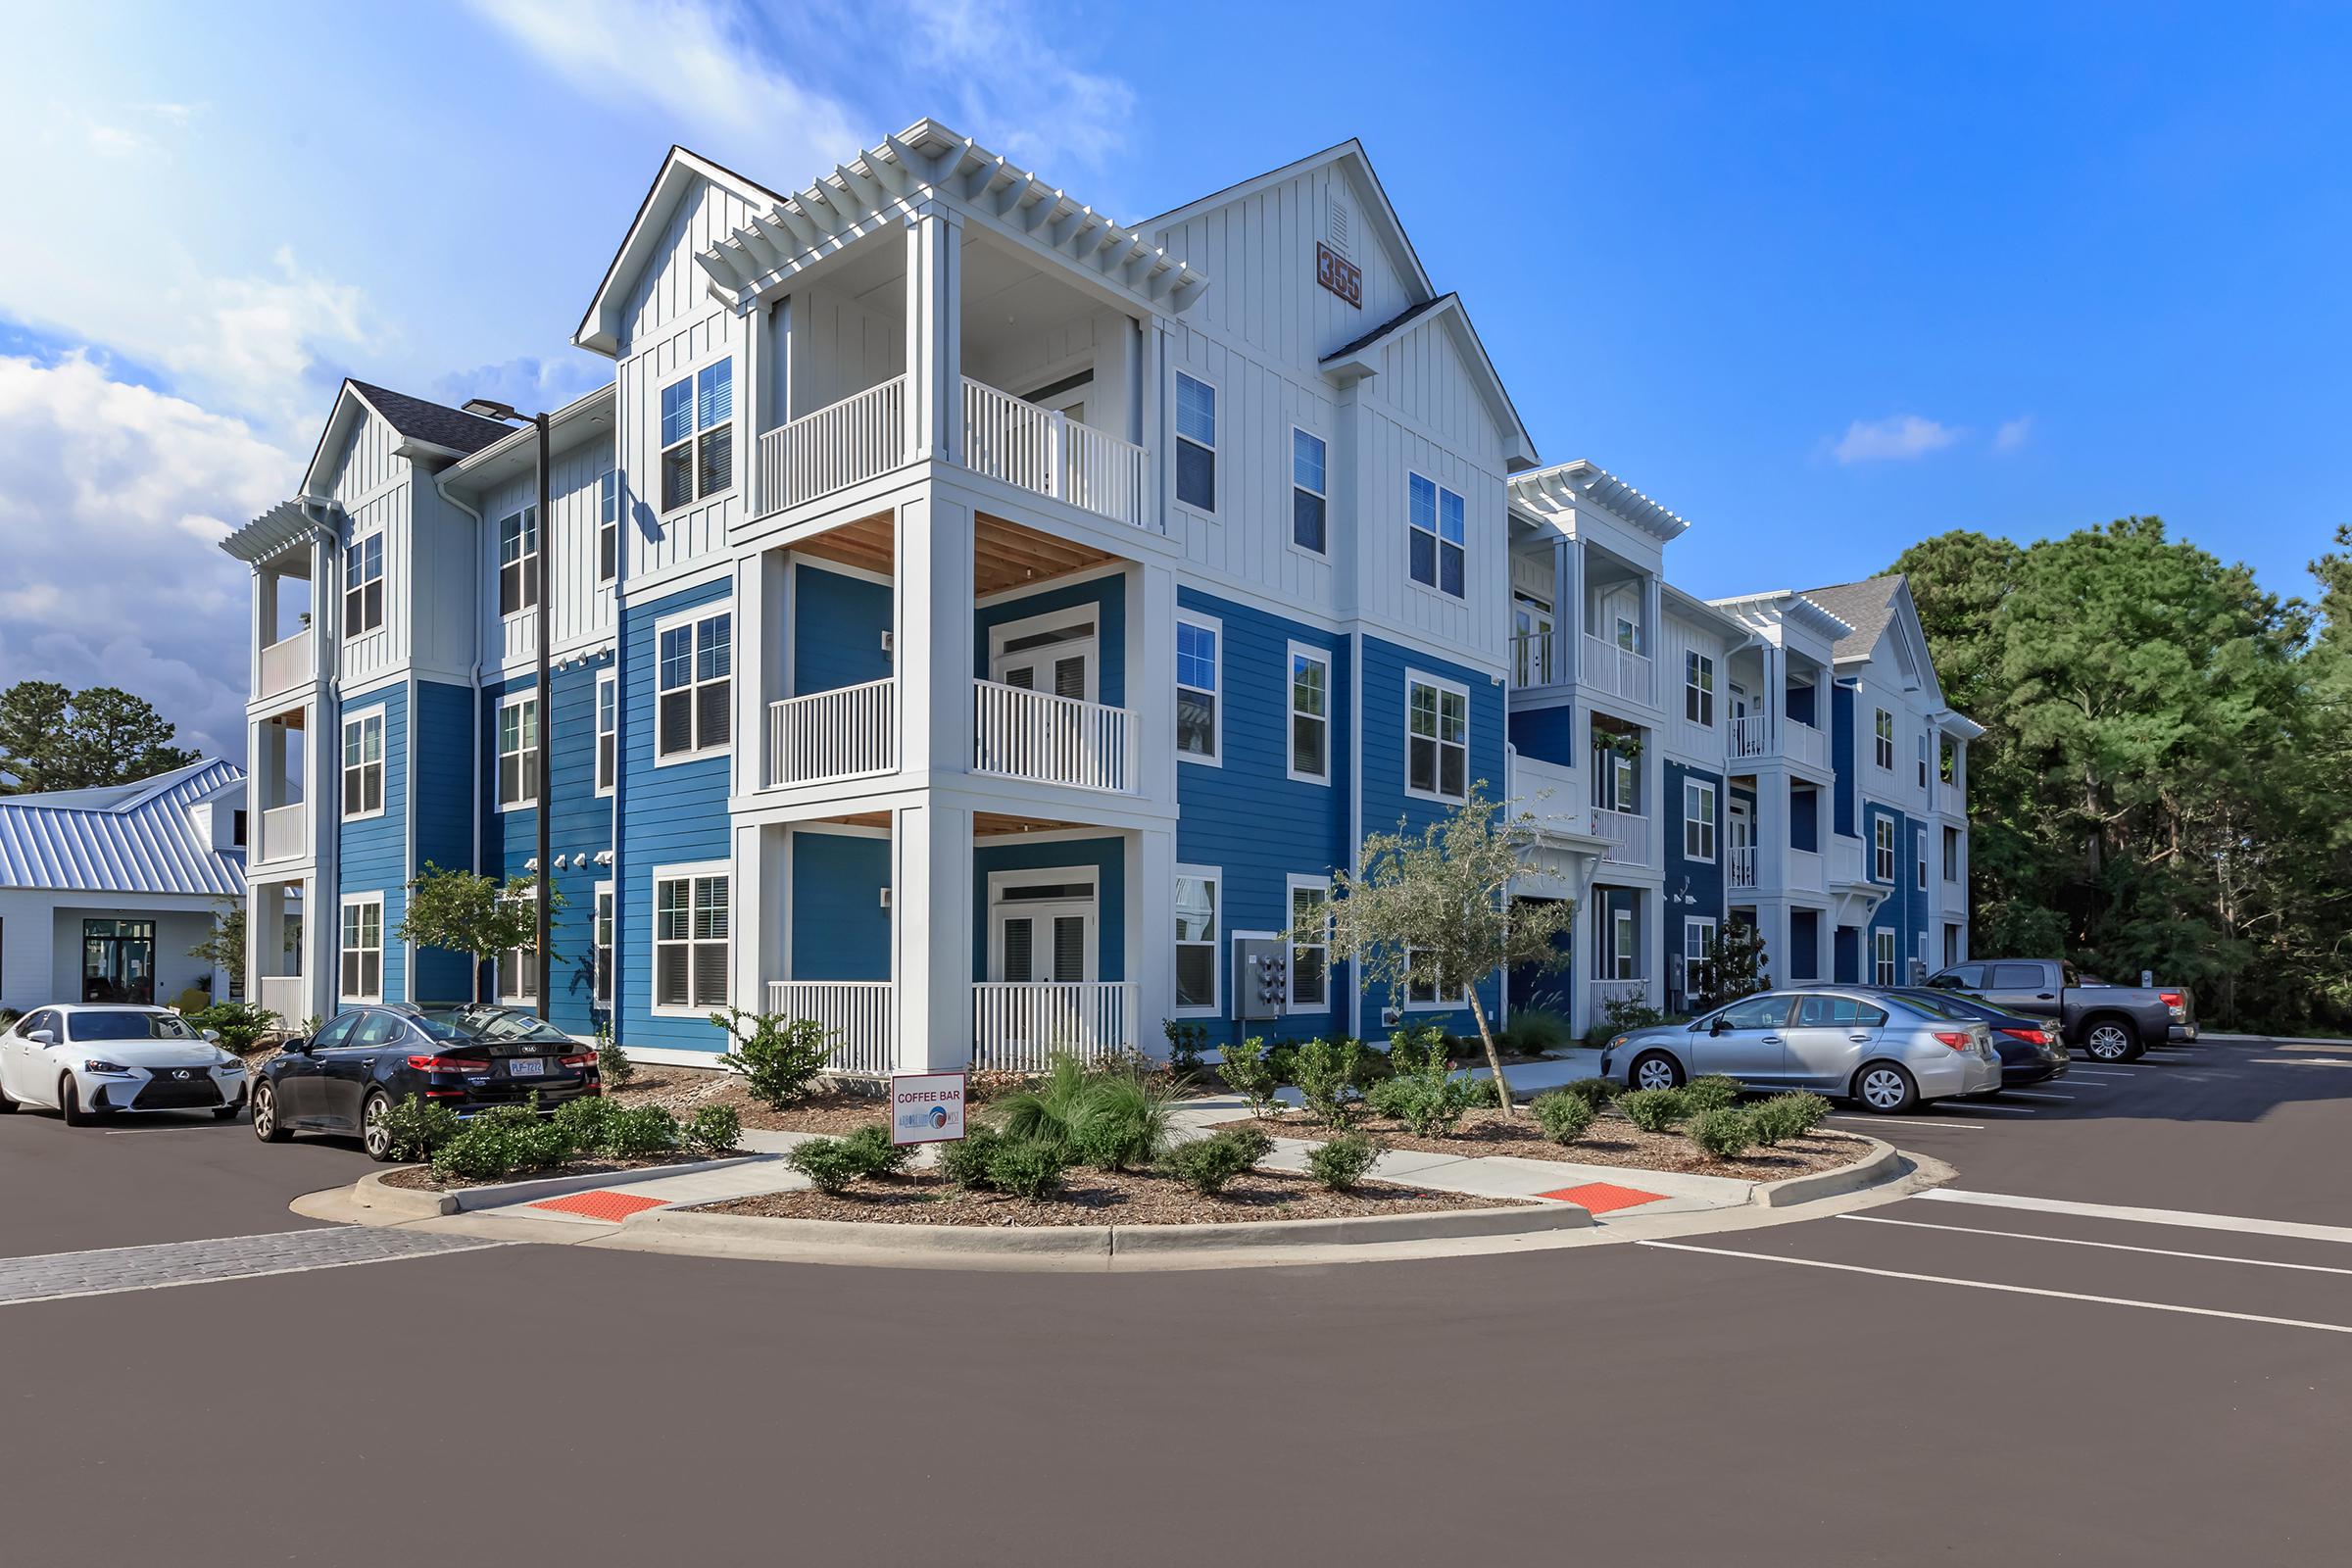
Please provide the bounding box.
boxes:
[790,829,892,980]
[336,683,408,1005]
[410,679,477,1003]
[972,836,1126,982]
[477,660,613,1032]
[793,564,892,695]
[974,573,1127,703]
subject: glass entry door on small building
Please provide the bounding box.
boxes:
[82,917,157,1004]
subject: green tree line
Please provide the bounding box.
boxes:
[1893,517,2352,1032]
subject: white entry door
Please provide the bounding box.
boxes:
[991,621,1097,704]
[989,873,1099,985]
[1728,799,1754,887]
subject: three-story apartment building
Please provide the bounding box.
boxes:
[222,121,1974,1063]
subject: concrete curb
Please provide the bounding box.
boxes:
[352,1154,771,1219]
[1750,1138,1899,1208]
[617,1194,1590,1261]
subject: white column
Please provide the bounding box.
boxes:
[303,874,334,1023]
[1125,826,1176,1056]
[1757,770,1789,904]
[732,551,765,798]
[904,204,963,465]
[894,800,974,1071]
[730,821,784,1017]
[1757,903,1791,988]
[895,491,975,783]
[1140,320,1166,535]
[1565,538,1586,657]
[251,566,271,696]
[1127,560,1176,807]
[309,530,337,685]
[1641,572,1664,664]
[1764,643,1787,748]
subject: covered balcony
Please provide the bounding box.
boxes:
[1505,523,1661,709]
[247,708,311,868]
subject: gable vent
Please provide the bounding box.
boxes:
[1327,191,1353,262]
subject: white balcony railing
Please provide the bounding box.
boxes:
[1725,714,1827,770]
[1512,631,1563,687]
[972,981,1137,1074]
[1831,837,1867,885]
[1936,778,1966,816]
[1787,718,1828,770]
[759,376,906,514]
[1727,713,1769,761]
[256,975,308,1029]
[1789,846,1826,893]
[258,803,308,864]
[1591,978,1652,1013]
[962,378,1150,529]
[972,679,1134,793]
[1728,845,1757,890]
[766,679,898,789]
[1580,634,1656,706]
[1592,807,1650,867]
[257,627,313,700]
[766,980,897,1078]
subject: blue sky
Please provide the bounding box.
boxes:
[2,1,2345,761]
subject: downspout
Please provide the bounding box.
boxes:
[1346,628,1364,1045]
[296,497,339,1025]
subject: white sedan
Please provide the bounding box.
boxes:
[0,1004,249,1125]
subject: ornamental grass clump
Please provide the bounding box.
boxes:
[1617,1087,1690,1134]
[1529,1090,1595,1147]
[1069,1071,1177,1172]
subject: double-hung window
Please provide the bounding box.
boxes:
[594,884,614,1005]
[595,671,617,795]
[1288,645,1330,783]
[498,508,538,616]
[598,469,619,582]
[1684,779,1717,860]
[497,894,537,1004]
[1873,814,1895,881]
[498,694,539,809]
[1406,675,1467,800]
[1684,916,1719,988]
[1176,614,1219,761]
[657,610,732,760]
[661,360,734,512]
[1606,906,1639,981]
[340,710,384,818]
[1686,652,1715,725]
[1407,472,1466,596]
[344,533,384,637]
[1287,878,1330,1011]
[339,896,382,1002]
[1404,947,1446,1006]
[1917,827,1929,890]
[1874,929,1898,987]
[1174,868,1218,1013]
[1917,734,1930,790]
[1874,708,1895,770]
[1291,428,1326,553]
[654,866,728,1010]
[1175,372,1216,513]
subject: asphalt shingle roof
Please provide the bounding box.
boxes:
[1322,293,1452,363]
[347,381,512,457]
[1797,574,1904,661]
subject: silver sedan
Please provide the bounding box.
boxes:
[1596,989,2001,1112]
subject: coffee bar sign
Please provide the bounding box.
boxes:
[1316,241,1362,308]
[889,1071,967,1145]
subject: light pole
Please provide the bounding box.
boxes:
[464,398,553,1020]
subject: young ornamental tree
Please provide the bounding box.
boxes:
[1691,921,1770,1012]
[394,862,560,1004]
[1303,786,1576,1115]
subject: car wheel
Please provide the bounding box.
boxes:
[60,1076,92,1127]
[361,1090,396,1162]
[1630,1052,1685,1092]
[1853,1062,1919,1113]
[2082,1019,2138,1062]
[251,1081,292,1143]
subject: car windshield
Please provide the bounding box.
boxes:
[70,1011,198,1042]
[412,1007,570,1046]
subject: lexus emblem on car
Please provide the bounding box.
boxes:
[172,1069,191,1079]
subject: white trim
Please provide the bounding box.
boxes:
[1286,641,1332,786]
[342,530,385,638]
[495,689,539,813]
[339,707,386,823]
[1873,926,1898,987]
[495,504,540,622]
[337,891,383,1004]
[984,865,1101,984]
[1403,667,1470,803]
[1405,467,1467,599]
[650,858,730,1018]
[1175,608,1223,767]
[1400,944,1466,1010]
[595,669,617,798]
[1916,825,1929,891]
[593,879,614,1008]
[1873,706,1896,772]
[1284,874,1332,1014]
[496,889,537,1006]
[1173,862,1221,1017]
[652,600,735,767]
[1683,914,1719,966]
[1683,777,1718,862]
[657,352,737,515]
[1288,423,1328,560]
[973,560,1125,609]
[597,468,619,585]
[1684,650,1715,727]
[987,606,1101,704]
[1873,812,1896,881]
[1172,368,1219,521]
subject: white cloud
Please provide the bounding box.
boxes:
[1993,416,2034,454]
[899,0,1136,184]
[0,354,296,764]
[1832,414,1963,466]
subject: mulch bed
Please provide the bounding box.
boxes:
[695,1167,1526,1227]
[380,1152,723,1193]
[1222,1107,1872,1181]
[605,1067,893,1136]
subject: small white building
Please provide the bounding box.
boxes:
[0,760,248,1014]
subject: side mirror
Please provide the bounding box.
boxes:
[202,1028,222,1044]
[27,1029,55,1046]
[1708,1017,1729,1037]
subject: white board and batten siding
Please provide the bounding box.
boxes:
[326,406,413,691]
[480,431,619,675]
[1658,607,1737,768]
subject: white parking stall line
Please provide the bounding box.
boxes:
[2250,1057,2352,1068]
[1838,1213,2352,1276]
[1635,1240,2352,1337]
[1920,1189,2352,1247]
[1829,1114,1986,1130]
[1961,1102,2036,1114]
[1995,1091,2074,1102]
[2068,1069,2133,1078]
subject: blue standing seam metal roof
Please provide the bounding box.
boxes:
[0,759,247,898]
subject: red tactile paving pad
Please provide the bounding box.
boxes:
[1538,1181,1666,1214]
[527,1190,668,1222]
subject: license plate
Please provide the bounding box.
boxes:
[508,1057,546,1078]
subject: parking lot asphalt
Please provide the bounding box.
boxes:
[1,1038,2348,1567]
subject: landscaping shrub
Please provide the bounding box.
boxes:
[1291,1036,1361,1129]
[603,1104,683,1158]
[430,1102,576,1182]
[1071,1072,1176,1171]
[938,1125,1005,1190]
[1686,1106,1759,1158]
[682,1104,742,1155]
[378,1094,462,1161]
[186,1001,281,1054]
[1161,1019,1209,1078]
[1263,1039,1303,1088]
[1601,995,1669,1036]
[596,1033,634,1089]
[1365,1025,1482,1134]
[1560,1077,1623,1110]
[1305,1132,1381,1192]
[1162,1129,1266,1196]
[785,1136,869,1195]
[552,1094,619,1147]
[1530,1091,1595,1147]
[712,1007,834,1107]
[1217,1035,1281,1117]
[1224,1123,1274,1165]
[1617,1087,1690,1134]
[1748,1092,1830,1146]
[1683,1074,1743,1113]
[1510,1007,1574,1055]
[841,1120,911,1177]
[983,1137,1068,1200]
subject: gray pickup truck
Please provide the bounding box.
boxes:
[1923,958,2196,1061]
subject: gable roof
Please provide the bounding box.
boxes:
[1143,138,1437,304]
[1320,293,1538,468]
[1797,575,1905,662]
[346,382,511,458]
[575,146,788,358]
[0,759,245,897]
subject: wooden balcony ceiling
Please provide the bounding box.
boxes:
[811,809,1092,838]
[794,511,1117,597]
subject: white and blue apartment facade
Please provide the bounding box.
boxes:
[223,121,1977,1068]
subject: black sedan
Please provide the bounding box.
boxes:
[252,1004,601,1160]
[1886,987,2070,1087]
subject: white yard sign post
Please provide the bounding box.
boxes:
[889,1071,967,1146]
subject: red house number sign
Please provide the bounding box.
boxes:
[1316,241,1362,308]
